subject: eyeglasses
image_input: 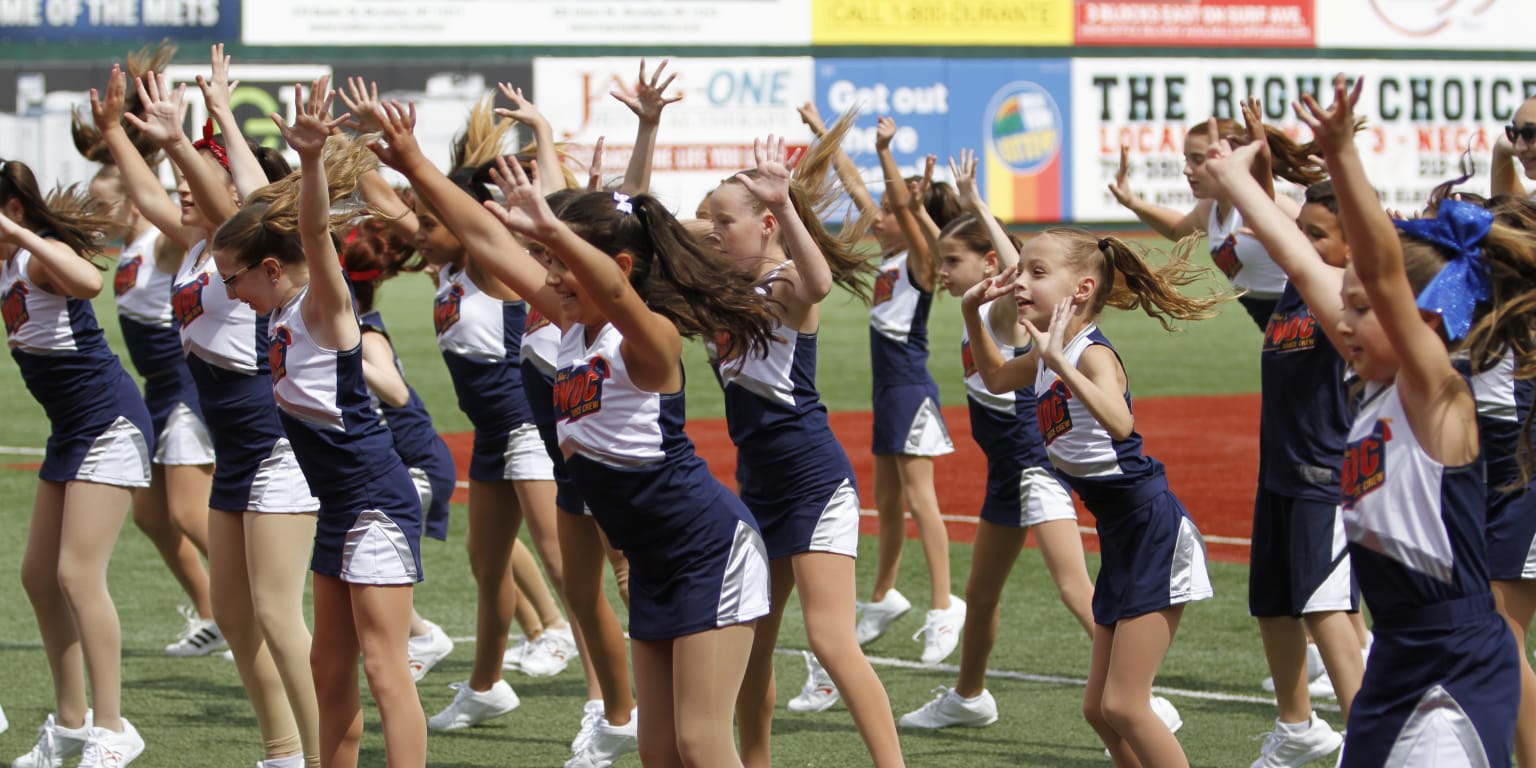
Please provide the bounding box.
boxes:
[1506,123,1536,144]
[220,263,256,287]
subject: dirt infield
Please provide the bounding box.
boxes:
[442,392,1260,563]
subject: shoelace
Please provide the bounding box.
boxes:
[174,605,204,641]
[24,725,58,763]
[573,708,603,752]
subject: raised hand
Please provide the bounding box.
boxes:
[796,101,826,136]
[587,136,605,191]
[124,72,188,148]
[195,43,239,117]
[272,76,349,159]
[1022,296,1075,373]
[1293,74,1363,155]
[611,58,681,125]
[485,156,558,237]
[961,263,1018,314]
[494,83,548,128]
[89,64,128,131]
[908,154,935,210]
[365,100,425,171]
[337,76,384,134]
[1240,95,1275,185]
[1106,144,1136,207]
[1194,126,1263,189]
[950,149,979,210]
[734,135,794,210]
[874,116,896,152]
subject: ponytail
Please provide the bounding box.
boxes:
[0,160,110,266]
[1188,119,1330,187]
[1047,227,1231,331]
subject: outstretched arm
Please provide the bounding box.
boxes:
[797,102,876,217]
[611,58,681,196]
[197,43,268,200]
[91,65,199,248]
[960,266,1038,393]
[337,77,421,241]
[369,101,558,320]
[875,116,934,290]
[1107,142,1207,240]
[497,84,564,196]
[0,217,103,298]
[952,148,1026,343]
[735,136,831,312]
[1491,132,1528,198]
[127,71,238,228]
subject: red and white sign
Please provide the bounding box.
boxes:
[1075,0,1314,47]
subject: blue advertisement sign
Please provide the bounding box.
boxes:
[0,0,238,42]
[813,57,1072,223]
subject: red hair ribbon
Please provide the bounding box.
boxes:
[191,119,230,171]
[345,267,383,282]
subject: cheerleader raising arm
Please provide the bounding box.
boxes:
[875,116,935,291]
[336,77,421,241]
[732,135,835,304]
[958,264,1035,395]
[951,148,1026,339]
[610,58,682,196]
[495,84,564,197]
[797,101,877,216]
[126,72,238,228]
[91,65,201,249]
[0,191,105,298]
[196,43,270,202]
[1107,142,1210,240]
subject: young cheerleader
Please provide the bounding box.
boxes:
[1295,74,1526,767]
[1109,104,1327,329]
[962,229,1225,766]
[1194,128,1364,766]
[210,77,428,768]
[1491,95,1536,199]
[5,161,152,768]
[707,127,903,767]
[96,61,321,768]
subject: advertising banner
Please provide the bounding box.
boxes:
[245,0,810,46]
[811,0,1070,45]
[1075,0,1313,47]
[1316,0,1529,51]
[533,57,815,215]
[0,0,236,42]
[813,58,1071,223]
[1071,58,1536,222]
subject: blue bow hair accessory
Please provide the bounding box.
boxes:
[1392,198,1493,341]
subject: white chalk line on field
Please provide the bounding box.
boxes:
[0,444,46,457]
[447,633,1323,711]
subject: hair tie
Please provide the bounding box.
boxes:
[1393,198,1493,341]
[191,119,230,171]
[613,191,633,215]
[345,267,383,282]
[1097,238,1111,252]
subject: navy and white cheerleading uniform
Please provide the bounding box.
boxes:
[519,305,584,514]
[1207,204,1286,329]
[710,311,860,560]
[1250,285,1356,618]
[270,287,422,584]
[1339,382,1517,767]
[1036,324,1212,625]
[962,304,1072,528]
[115,227,213,466]
[555,322,769,640]
[173,241,316,513]
[359,311,455,542]
[1457,354,1536,581]
[3,247,151,488]
[869,251,952,457]
[433,264,549,482]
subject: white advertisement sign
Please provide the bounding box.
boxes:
[1316,0,1529,51]
[244,0,811,46]
[1073,58,1536,222]
[533,57,816,214]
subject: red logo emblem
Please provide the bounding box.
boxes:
[269,326,292,384]
[872,268,899,306]
[1342,419,1392,509]
[2,279,29,335]
[1263,309,1318,353]
[114,255,142,298]
[553,354,611,422]
[172,274,208,329]
[961,338,977,378]
[434,284,463,336]
[1212,235,1242,280]
[1037,379,1074,445]
[525,307,552,334]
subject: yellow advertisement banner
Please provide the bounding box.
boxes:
[811,0,1071,45]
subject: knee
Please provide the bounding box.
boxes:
[20,558,58,604]
[636,735,681,768]
[1082,695,1108,732]
[54,563,100,607]
[673,726,715,767]
[311,646,353,691]
[1098,688,1143,735]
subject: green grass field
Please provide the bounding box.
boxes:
[0,243,1517,767]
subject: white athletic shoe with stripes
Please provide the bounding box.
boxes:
[164,605,226,657]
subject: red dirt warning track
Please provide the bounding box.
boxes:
[443,393,1260,563]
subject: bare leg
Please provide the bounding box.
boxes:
[1101,608,1187,768]
[1258,617,1312,724]
[1305,611,1364,720]
[736,561,795,768]
[1083,624,1134,766]
[514,478,570,631]
[673,625,755,768]
[1033,519,1096,637]
[164,463,215,613]
[20,480,87,728]
[353,584,426,768]
[510,538,561,632]
[311,576,363,768]
[246,511,321,764]
[896,455,950,610]
[132,465,212,617]
[871,454,905,601]
[466,478,522,691]
[956,522,1027,697]
[57,481,133,730]
[559,512,633,722]
[632,638,682,768]
[1492,579,1536,767]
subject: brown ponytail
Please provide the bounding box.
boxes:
[1047,227,1232,331]
[0,160,111,266]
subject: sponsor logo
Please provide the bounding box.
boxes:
[1037,378,1074,445]
[1342,418,1392,509]
[872,268,899,306]
[553,355,612,422]
[1,279,29,334]
[1263,309,1318,353]
[114,254,142,297]
[1212,234,1243,279]
[172,273,208,329]
[434,283,463,336]
[269,326,292,384]
[986,81,1063,176]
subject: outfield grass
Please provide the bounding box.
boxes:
[0,238,1506,766]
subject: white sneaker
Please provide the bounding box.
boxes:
[571,700,604,753]
[787,651,840,713]
[164,605,226,657]
[564,709,638,768]
[255,755,304,768]
[521,625,577,677]
[855,589,911,645]
[1151,695,1183,733]
[12,712,91,768]
[407,621,454,683]
[1261,644,1333,698]
[502,635,529,671]
[1250,713,1343,768]
[914,596,966,665]
[899,686,997,729]
[427,680,520,731]
[1,702,7,735]
[222,650,235,662]
[77,719,144,768]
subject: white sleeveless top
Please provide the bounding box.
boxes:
[1207,204,1287,298]
[554,322,666,468]
[434,264,514,362]
[963,300,1021,413]
[869,251,924,344]
[2,249,80,353]
[114,227,175,326]
[172,240,261,374]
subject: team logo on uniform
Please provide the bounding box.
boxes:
[872,268,899,306]
[2,279,29,335]
[553,354,612,422]
[114,255,142,298]
[525,307,552,335]
[961,338,977,378]
[1342,418,1392,509]
[1036,379,1074,445]
[1212,235,1243,280]
[434,284,463,335]
[172,274,208,329]
[1263,308,1318,353]
[269,326,292,385]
